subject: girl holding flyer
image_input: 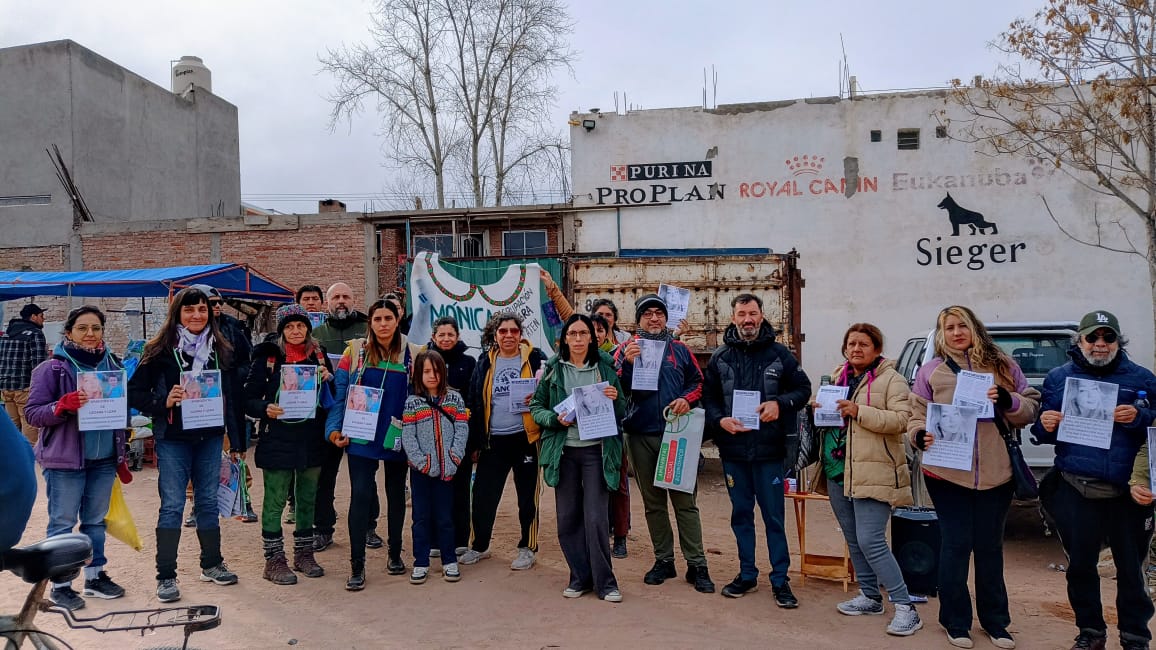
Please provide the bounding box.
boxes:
[244,304,335,585]
[907,306,1040,649]
[401,350,469,584]
[325,298,418,591]
[530,314,626,603]
[128,286,245,603]
[25,306,128,611]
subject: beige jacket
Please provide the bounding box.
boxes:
[812,358,913,507]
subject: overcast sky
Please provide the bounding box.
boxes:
[2,0,1042,214]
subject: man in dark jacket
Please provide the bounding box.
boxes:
[702,293,810,608]
[1031,311,1156,650]
[1,303,48,444]
[616,293,714,593]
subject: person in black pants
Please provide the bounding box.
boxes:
[461,312,546,571]
[427,316,477,554]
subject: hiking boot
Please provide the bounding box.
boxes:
[200,562,239,585]
[263,553,298,585]
[985,629,1015,649]
[511,547,536,570]
[443,563,461,582]
[292,536,325,578]
[83,571,126,599]
[346,559,366,591]
[459,548,491,565]
[947,630,974,649]
[772,580,798,608]
[1120,637,1148,650]
[313,532,334,552]
[409,566,428,584]
[156,578,181,603]
[365,530,384,549]
[612,536,627,559]
[886,604,923,636]
[685,564,715,593]
[49,585,85,611]
[643,559,677,585]
[720,574,758,598]
[837,592,884,616]
[1070,632,1107,650]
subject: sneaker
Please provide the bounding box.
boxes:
[947,630,974,649]
[772,580,798,608]
[985,629,1015,649]
[409,566,429,584]
[563,586,591,598]
[430,549,441,558]
[644,559,677,585]
[239,507,258,523]
[184,511,196,527]
[313,532,334,552]
[511,547,536,571]
[156,578,181,603]
[721,574,758,598]
[886,604,923,636]
[685,564,716,594]
[455,546,468,557]
[386,556,407,575]
[837,592,884,616]
[443,563,461,582]
[603,589,623,603]
[612,536,627,559]
[49,586,86,611]
[346,560,366,591]
[1071,631,1107,650]
[366,531,384,549]
[83,571,126,599]
[200,562,239,585]
[284,506,296,525]
[459,548,491,565]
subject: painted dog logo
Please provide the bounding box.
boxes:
[937,192,998,236]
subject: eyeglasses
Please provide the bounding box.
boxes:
[208,301,223,307]
[72,325,103,334]
[1085,330,1118,344]
[641,308,665,319]
[497,328,521,336]
[566,330,591,339]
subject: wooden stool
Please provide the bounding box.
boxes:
[786,491,855,591]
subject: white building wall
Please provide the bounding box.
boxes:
[568,93,1153,382]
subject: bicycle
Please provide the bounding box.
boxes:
[0,533,220,650]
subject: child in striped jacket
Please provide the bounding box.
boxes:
[402,350,469,584]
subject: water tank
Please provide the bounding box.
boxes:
[172,56,212,94]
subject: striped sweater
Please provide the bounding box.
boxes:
[402,390,469,479]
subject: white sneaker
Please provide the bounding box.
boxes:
[409,567,429,584]
[511,547,536,571]
[443,563,461,582]
[603,589,623,603]
[837,592,885,616]
[562,587,590,598]
[886,604,923,636]
[458,549,491,565]
[455,546,468,557]
[430,549,441,558]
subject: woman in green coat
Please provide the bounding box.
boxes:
[530,314,626,603]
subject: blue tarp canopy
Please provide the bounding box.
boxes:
[0,264,293,302]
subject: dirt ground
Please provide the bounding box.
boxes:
[0,454,1135,650]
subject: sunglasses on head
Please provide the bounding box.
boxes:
[1085,330,1118,344]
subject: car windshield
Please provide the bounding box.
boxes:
[992,334,1071,378]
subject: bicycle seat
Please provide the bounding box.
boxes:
[1,533,92,584]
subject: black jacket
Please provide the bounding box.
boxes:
[128,347,246,451]
[244,341,334,470]
[430,340,477,394]
[616,333,705,435]
[702,322,811,462]
[218,313,252,382]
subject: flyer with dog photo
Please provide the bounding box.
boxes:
[77,370,128,431]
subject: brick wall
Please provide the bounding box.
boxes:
[0,244,72,325]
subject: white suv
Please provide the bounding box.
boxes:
[894,321,1078,480]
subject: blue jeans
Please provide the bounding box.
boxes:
[722,459,789,586]
[44,456,117,570]
[409,469,456,568]
[828,481,911,605]
[156,437,222,530]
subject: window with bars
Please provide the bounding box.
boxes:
[502,230,548,256]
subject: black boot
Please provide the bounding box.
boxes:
[386,545,406,575]
[155,528,182,581]
[346,559,366,591]
[686,564,716,593]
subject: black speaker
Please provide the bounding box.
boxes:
[891,507,940,597]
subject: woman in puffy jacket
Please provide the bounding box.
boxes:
[26,306,128,611]
[811,323,919,636]
[908,306,1040,650]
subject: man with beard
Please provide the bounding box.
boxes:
[311,283,382,552]
[702,293,810,608]
[1032,311,1156,650]
[0,303,47,444]
[616,294,713,593]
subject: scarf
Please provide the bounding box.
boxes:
[62,340,107,368]
[283,341,310,364]
[636,328,673,343]
[176,326,215,373]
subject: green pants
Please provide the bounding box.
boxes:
[625,433,706,567]
[262,467,320,536]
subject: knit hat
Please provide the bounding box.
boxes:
[1078,310,1120,337]
[276,303,312,334]
[634,293,668,323]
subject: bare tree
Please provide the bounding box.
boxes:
[943,0,1156,354]
[321,0,573,209]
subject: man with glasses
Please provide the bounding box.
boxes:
[616,294,714,593]
[462,312,547,570]
[1033,311,1156,650]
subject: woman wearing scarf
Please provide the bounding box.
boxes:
[245,304,336,585]
[325,299,416,590]
[810,323,920,637]
[25,306,129,611]
[129,286,245,603]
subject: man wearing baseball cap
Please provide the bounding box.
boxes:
[1032,311,1156,650]
[0,303,48,444]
